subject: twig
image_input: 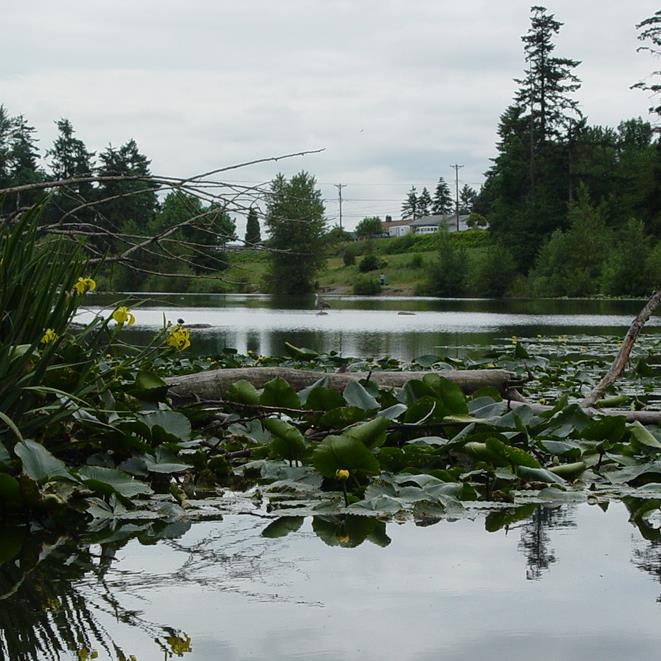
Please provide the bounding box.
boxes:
[581,290,661,408]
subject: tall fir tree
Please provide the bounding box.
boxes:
[44,119,95,224]
[265,172,326,294]
[245,207,261,245]
[418,187,432,217]
[95,139,157,240]
[478,6,582,270]
[431,177,453,215]
[401,186,418,219]
[459,184,478,214]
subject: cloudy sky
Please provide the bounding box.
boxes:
[2,0,657,232]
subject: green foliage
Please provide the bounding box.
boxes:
[426,230,468,296]
[432,177,453,215]
[358,254,381,272]
[355,216,383,238]
[469,243,517,298]
[244,207,261,245]
[352,274,382,295]
[265,172,327,295]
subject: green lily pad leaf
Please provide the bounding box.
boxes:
[77,466,153,498]
[144,448,191,474]
[606,461,661,484]
[0,527,26,565]
[0,473,22,511]
[344,416,389,448]
[226,379,260,405]
[318,406,367,428]
[297,376,330,404]
[262,516,305,538]
[263,418,307,461]
[413,354,442,368]
[14,439,74,483]
[581,416,627,444]
[378,403,408,420]
[629,421,661,451]
[513,341,530,358]
[548,462,587,480]
[136,410,192,442]
[539,439,581,456]
[421,374,468,415]
[0,441,10,468]
[468,396,506,419]
[486,437,541,468]
[305,387,345,411]
[284,342,319,360]
[545,404,591,437]
[517,465,566,484]
[312,434,379,478]
[343,381,379,411]
[410,436,451,447]
[260,377,300,409]
[130,370,168,402]
[348,495,404,516]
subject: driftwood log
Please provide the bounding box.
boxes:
[165,367,523,401]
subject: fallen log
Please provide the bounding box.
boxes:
[165,367,523,401]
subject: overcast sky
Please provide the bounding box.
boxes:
[2,0,657,232]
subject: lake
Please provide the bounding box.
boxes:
[5,294,657,660]
[79,294,661,359]
[2,501,661,660]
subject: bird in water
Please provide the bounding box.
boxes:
[315,293,330,315]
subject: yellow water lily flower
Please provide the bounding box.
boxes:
[166,634,192,656]
[40,328,58,344]
[112,306,136,326]
[73,276,96,295]
[165,324,191,351]
[335,468,350,481]
[336,534,351,544]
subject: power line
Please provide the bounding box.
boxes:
[451,163,464,231]
[334,183,347,229]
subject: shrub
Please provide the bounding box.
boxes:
[408,254,425,269]
[426,231,468,297]
[343,249,356,266]
[352,275,382,295]
[358,254,380,272]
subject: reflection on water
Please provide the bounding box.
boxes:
[2,502,661,661]
[77,294,661,360]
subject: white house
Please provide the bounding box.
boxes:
[409,214,471,234]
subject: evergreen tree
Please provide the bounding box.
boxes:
[0,107,43,212]
[459,184,478,214]
[632,10,661,122]
[479,7,582,270]
[401,186,418,219]
[95,139,157,234]
[431,177,452,215]
[245,207,261,245]
[265,172,326,294]
[418,187,432,216]
[44,119,95,223]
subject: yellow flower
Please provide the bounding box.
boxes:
[112,306,136,326]
[336,534,351,544]
[335,468,350,481]
[166,324,191,351]
[40,328,57,344]
[73,276,96,295]
[166,634,192,656]
[511,336,518,344]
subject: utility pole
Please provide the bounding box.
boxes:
[334,184,347,229]
[451,164,463,231]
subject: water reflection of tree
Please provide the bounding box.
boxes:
[517,505,577,580]
[0,526,192,661]
[626,498,661,602]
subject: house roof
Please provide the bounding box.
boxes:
[410,214,471,230]
[384,219,411,228]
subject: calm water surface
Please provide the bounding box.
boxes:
[3,503,661,660]
[80,294,661,359]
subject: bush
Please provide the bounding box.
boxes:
[358,254,380,272]
[352,275,383,295]
[426,231,468,297]
[343,249,356,266]
[468,243,517,297]
[407,254,425,269]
